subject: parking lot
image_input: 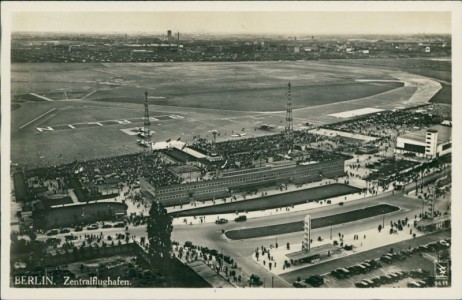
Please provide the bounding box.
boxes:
[321,252,436,288]
[281,229,450,287]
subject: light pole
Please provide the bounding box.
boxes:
[330,221,333,240]
[382,210,385,228]
[421,197,425,218]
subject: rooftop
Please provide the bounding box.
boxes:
[416,214,451,227]
[168,165,200,174]
[399,125,451,144]
[286,243,340,261]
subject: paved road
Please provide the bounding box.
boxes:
[225,204,399,240]
[174,184,360,217]
[171,192,425,287]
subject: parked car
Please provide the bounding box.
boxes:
[102,224,112,229]
[46,237,61,245]
[355,281,369,288]
[395,253,406,261]
[87,224,99,230]
[305,275,324,287]
[74,226,83,232]
[184,241,194,248]
[416,280,427,287]
[250,274,263,286]
[293,281,307,288]
[410,269,430,279]
[388,273,399,282]
[407,282,422,288]
[59,228,70,234]
[370,277,382,287]
[363,279,378,287]
[380,255,393,264]
[46,229,59,236]
[439,240,449,247]
[113,222,125,228]
[215,218,228,224]
[357,264,368,274]
[365,259,381,269]
[223,255,233,264]
[235,215,247,222]
[65,235,78,241]
[331,268,350,279]
[378,275,394,285]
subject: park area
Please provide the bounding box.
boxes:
[225,204,399,240]
[172,184,361,218]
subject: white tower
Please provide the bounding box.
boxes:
[425,128,438,158]
[303,215,311,251]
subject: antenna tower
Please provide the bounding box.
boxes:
[285,82,294,148]
[144,91,151,148]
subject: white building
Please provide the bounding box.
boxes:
[394,125,451,158]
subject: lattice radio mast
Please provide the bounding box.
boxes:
[144,91,151,148]
[285,82,294,148]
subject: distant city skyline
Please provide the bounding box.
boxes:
[12,12,451,35]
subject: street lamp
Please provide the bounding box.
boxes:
[330,221,333,240]
[421,197,425,218]
[382,210,385,228]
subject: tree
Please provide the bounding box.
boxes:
[147,201,173,267]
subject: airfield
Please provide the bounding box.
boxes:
[10,60,442,168]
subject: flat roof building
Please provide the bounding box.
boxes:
[394,125,451,158]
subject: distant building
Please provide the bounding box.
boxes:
[394,125,451,158]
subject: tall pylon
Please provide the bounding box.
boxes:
[144,91,151,149]
[285,82,294,148]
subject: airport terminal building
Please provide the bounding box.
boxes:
[394,125,451,159]
[141,158,346,206]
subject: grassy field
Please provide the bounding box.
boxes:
[172,184,361,217]
[429,83,451,105]
[225,204,399,240]
[11,61,401,112]
[89,81,403,112]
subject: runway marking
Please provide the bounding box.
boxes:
[19,108,57,129]
[29,93,54,102]
[64,91,69,101]
[68,124,75,129]
[80,90,98,100]
[169,115,184,119]
[36,127,54,132]
[115,120,132,124]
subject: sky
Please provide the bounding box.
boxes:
[12,12,451,35]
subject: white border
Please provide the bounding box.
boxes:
[2,1,462,300]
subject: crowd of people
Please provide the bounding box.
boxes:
[23,153,181,198]
[323,107,444,139]
[190,131,350,172]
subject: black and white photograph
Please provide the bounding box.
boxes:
[1,1,461,299]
